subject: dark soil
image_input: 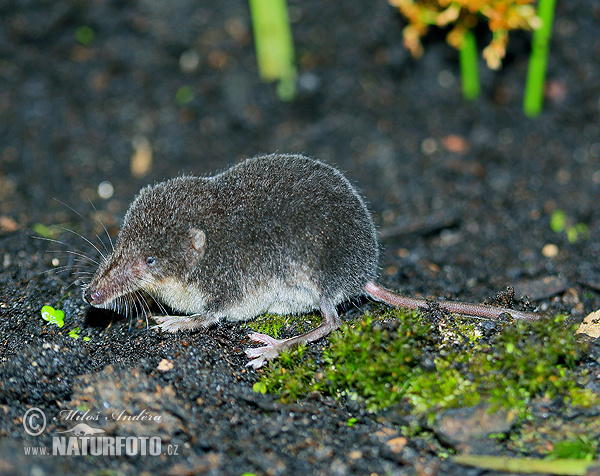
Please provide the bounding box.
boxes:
[1,0,600,474]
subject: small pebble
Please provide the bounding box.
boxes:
[97,181,114,199]
[541,243,559,258]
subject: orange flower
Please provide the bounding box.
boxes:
[391,0,540,69]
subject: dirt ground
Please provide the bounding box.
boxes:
[1,0,600,474]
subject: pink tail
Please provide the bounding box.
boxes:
[364,281,540,322]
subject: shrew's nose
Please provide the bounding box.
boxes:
[84,288,104,305]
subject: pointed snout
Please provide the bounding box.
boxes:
[83,287,105,307]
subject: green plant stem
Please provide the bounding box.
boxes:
[523,0,557,117]
[248,0,297,101]
[459,30,480,101]
[454,455,596,475]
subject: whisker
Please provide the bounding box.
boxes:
[136,291,153,330]
[128,296,136,324]
[149,294,168,316]
[130,295,139,330]
[80,191,116,253]
[63,281,83,292]
[137,296,147,328]
[140,298,151,330]
[32,235,70,247]
[37,266,94,277]
[131,291,143,320]
[132,294,142,330]
[52,197,113,257]
[126,298,132,331]
[53,224,107,262]
[70,257,98,267]
[46,250,101,266]
[34,240,102,266]
[39,256,97,275]
[33,235,95,259]
[137,277,170,316]
[72,273,92,283]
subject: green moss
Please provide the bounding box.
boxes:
[245,313,288,338]
[408,366,480,415]
[244,313,320,339]
[256,310,596,419]
[568,387,599,408]
[548,436,598,461]
[509,411,600,455]
[260,310,432,409]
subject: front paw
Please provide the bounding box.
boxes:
[245,333,285,369]
[151,315,199,332]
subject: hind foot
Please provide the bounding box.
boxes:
[245,333,288,369]
[245,296,341,369]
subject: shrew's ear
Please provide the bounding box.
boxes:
[186,228,207,267]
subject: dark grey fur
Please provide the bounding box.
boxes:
[136,153,375,310]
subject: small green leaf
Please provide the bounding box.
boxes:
[566,227,579,243]
[33,223,61,239]
[175,85,195,105]
[41,305,65,328]
[548,436,598,461]
[567,223,590,243]
[75,26,95,46]
[252,381,268,394]
[83,336,91,342]
[347,417,358,427]
[68,327,81,339]
[550,209,567,233]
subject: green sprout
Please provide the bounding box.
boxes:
[74,26,96,46]
[175,85,195,106]
[41,305,65,328]
[252,381,268,394]
[524,0,557,117]
[459,30,480,100]
[33,223,62,239]
[550,209,589,243]
[68,327,82,339]
[248,0,297,101]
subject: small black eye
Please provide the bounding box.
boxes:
[146,257,156,265]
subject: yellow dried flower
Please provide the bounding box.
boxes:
[391,0,540,69]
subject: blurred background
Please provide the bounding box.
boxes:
[1,0,599,298]
[1,6,600,471]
